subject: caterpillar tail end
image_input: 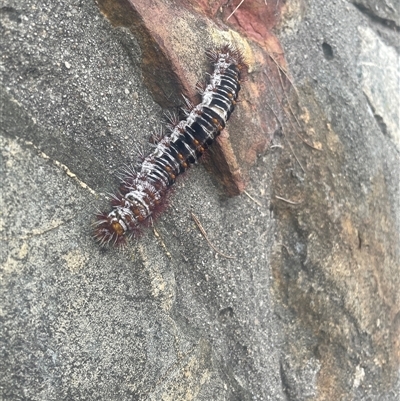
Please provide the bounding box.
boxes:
[92,212,127,248]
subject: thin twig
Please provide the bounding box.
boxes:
[275,242,292,255]
[277,71,322,150]
[276,65,301,127]
[267,51,299,97]
[283,135,305,172]
[273,58,322,151]
[263,97,305,172]
[227,0,245,20]
[288,115,321,151]
[264,96,283,127]
[275,195,303,205]
[243,190,263,207]
[267,69,320,152]
[191,212,236,259]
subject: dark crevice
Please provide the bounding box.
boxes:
[322,42,334,60]
[352,2,400,31]
[279,359,293,400]
[219,306,234,322]
[364,95,389,138]
[0,6,22,23]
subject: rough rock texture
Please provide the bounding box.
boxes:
[1,1,399,400]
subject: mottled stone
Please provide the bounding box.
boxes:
[275,1,400,399]
[352,0,400,27]
[358,25,400,152]
[1,0,399,400]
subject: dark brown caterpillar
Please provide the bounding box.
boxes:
[93,45,247,247]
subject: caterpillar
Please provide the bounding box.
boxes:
[93,45,248,247]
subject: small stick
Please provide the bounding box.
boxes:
[227,0,245,20]
[269,55,322,152]
[275,195,303,205]
[275,242,292,255]
[191,212,236,259]
[243,190,263,207]
[267,71,319,152]
[276,66,301,127]
[283,135,305,172]
[263,99,305,172]
[267,51,299,97]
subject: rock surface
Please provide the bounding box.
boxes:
[1,0,399,400]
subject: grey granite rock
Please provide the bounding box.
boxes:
[1,1,399,400]
[358,25,399,152]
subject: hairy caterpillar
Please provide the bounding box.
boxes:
[93,45,247,247]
